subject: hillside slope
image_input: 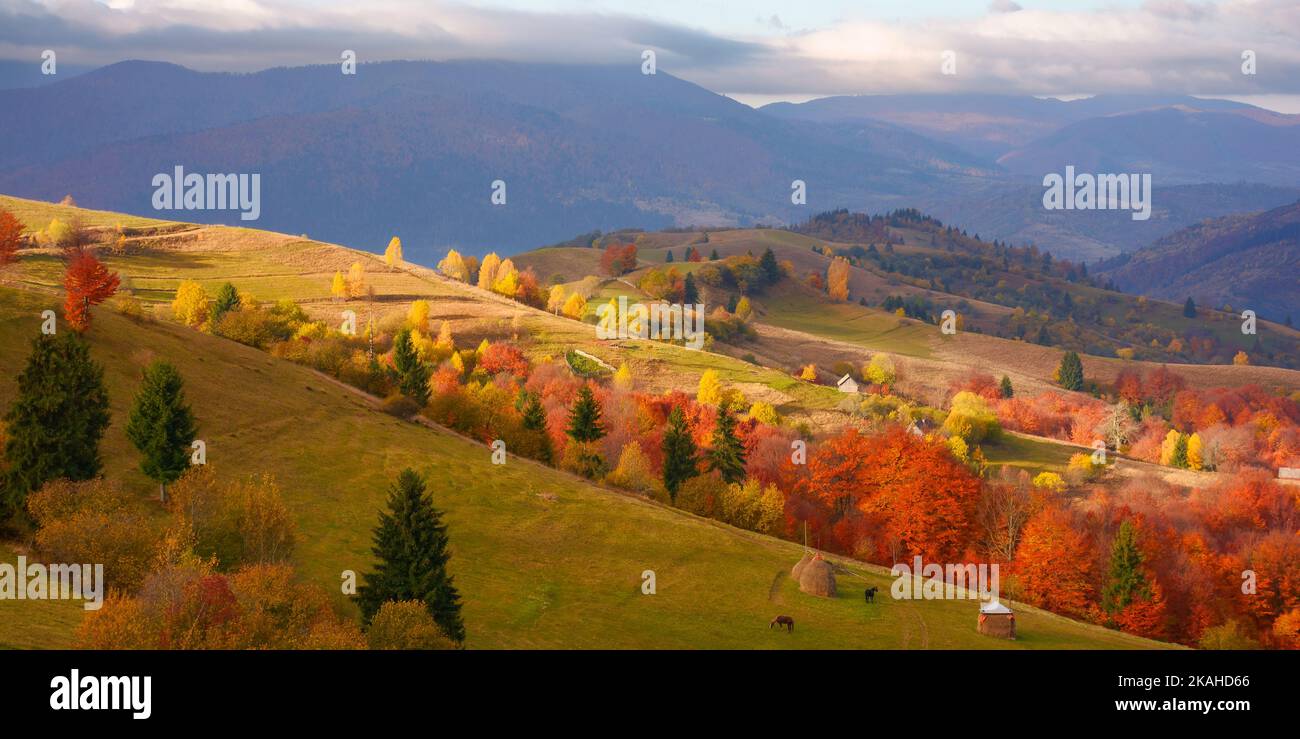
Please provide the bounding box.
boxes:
[0,286,1169,650]
[1100,199,1300,322]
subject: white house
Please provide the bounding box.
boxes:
[836,374,859,394]
[1280,467,1300,482]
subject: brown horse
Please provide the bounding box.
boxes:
[770,615,794,633]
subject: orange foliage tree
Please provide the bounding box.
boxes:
[62,247,120,331]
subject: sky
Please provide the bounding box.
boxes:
[2,0,1298,111]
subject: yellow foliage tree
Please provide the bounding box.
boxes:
[798,364,817,382]
[407,300,431,334]
[172,280,210,326]
[492,259,519,297]
[330,271,347,301]
[561,293,587,320]
[827,257,850,301]
[346,262,367,298]
[864,353,896,385]
[747,401,780,426]
[1187,432,1204,471]
[1233,351,1249,366]
[547,284,567,313]
[734,296,753,321]
[477,253,501,291]
[1032,472,1066,492]
[437,249,468,282]
[697,369,723,405]
[384,237,403,267]
[475,338,490,357]
[435,320,454,351]
[613,362,633,390]
[1159,429,1183,466]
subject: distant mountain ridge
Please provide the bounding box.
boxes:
[2,60,1298,264]
[1099,199,1300,322]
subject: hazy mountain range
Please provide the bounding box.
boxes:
[2,60,1299,266]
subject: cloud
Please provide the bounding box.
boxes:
[1,0,1297,98]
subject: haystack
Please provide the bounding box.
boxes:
[798,555,837,597]
[978,601,1016,639]
[791,551,814,580]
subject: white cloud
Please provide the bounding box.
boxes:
[5,0,1298,97]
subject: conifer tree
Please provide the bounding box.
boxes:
[566,385,606,443]
[519,391,553,464]
[126,360,199,502]
[356,469,464,643]
[1183,297,1197,318]
[999,375,1014,399]
[1057,351,1084,391]
[2,333,110,518]
[1103,519,1148,615]
[683,272,699,304]
[759,246,780,285]
[393,328,429,406]
[211,282,241,324]
[661,406,698,502]
[707,401,747,485]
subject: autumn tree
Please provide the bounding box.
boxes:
[1013,505,1095,618]
[437,249,468,282]
[356,469,464,643]
[827,256,850,301]
[367,600,456,650]
[477,253,501,291]
[330,271,347,301]
[346,261,368,298]
[2,333,110,519]
[173,279,210,326]
[707,402,747,484]
[0,209,23,268]
[661,405,698,502]
[384,236,403,267]
[63,248,120,331]
[126,361,199,502]
[697,369,723,405]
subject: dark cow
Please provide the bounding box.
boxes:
[770,615,794,633]
[864,586,879,603]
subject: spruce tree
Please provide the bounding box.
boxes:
[665,250,674,263]
[759,247,780,285]
[1171,433,1189,469]
[519,391,553,464]
[683,272,699,304]
[356,468,464,643]
[565,385,606,443]
[1057,351,1084,391]
[1183,297,1197,318]
[661,406,698,502]
[393,328,429,406]
[999,375,1014,399]
[211,282,241,323]
[126,361,198,502]
[707,401,747,484]
[2,333,110,519]
[709,248,719,260]
[1103,519,1148,614]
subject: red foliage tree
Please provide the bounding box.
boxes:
[479,343,530,377]
[0,209,23,267]
[62,247,120,332]
[1012,505,1096,618]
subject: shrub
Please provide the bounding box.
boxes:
[367,600,458,650]
[167,467,297,571]
[381,392,422,419]
[27,479,160,593]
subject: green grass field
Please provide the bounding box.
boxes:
[0,286,1170,649]
[762,292,937,359]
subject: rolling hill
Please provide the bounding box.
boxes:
[1099,199,1300,323]
[0,196,1172,650]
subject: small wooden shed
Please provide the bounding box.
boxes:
[978,601,1016,639]
[836,374,860,394]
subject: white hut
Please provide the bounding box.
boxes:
[978,601,1016,639]
[836,374,859,394]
